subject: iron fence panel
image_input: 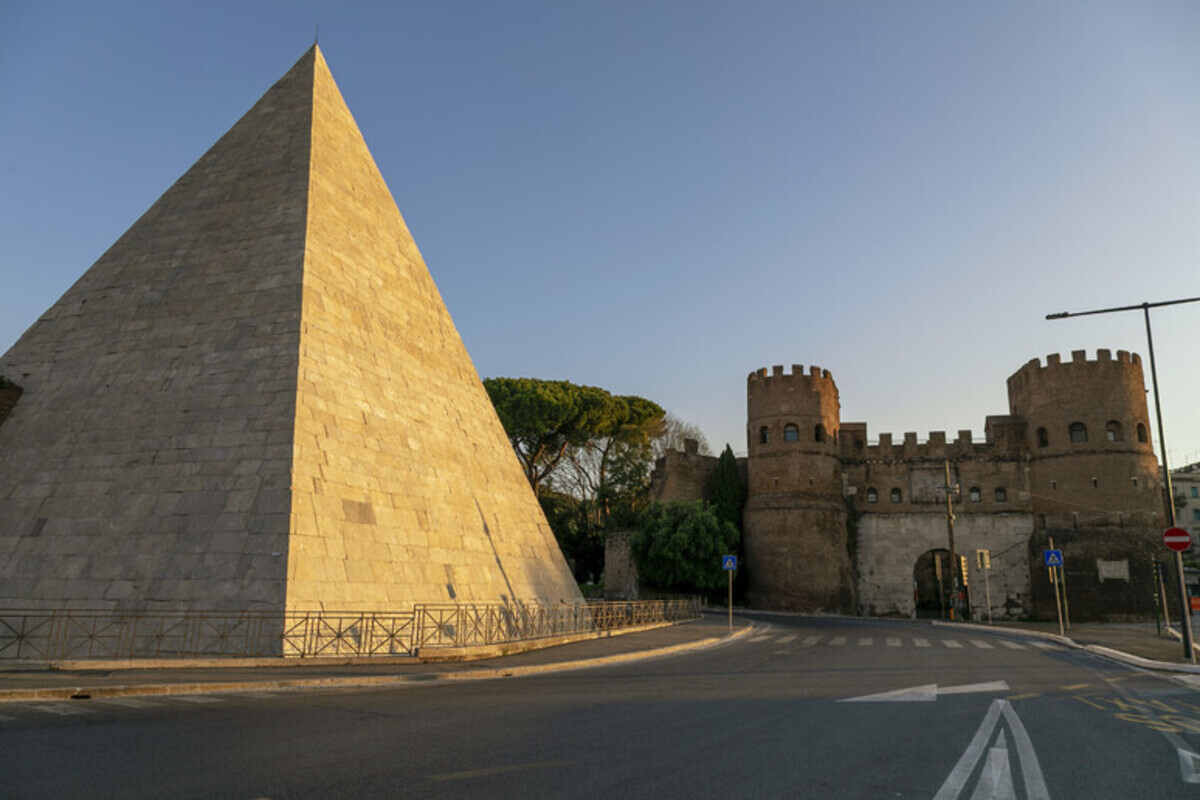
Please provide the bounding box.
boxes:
[0,598,700,660]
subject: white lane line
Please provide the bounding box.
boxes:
[800,635,821,647]
[886,637,902,647]
[171,696,222,704]
[858,637,873,646]
[933,701,1004,800]
[0,714,16,722]
[914,638,931,647]
[1029,642,1061,651]
[970,640,994,649]
[943,640,963,648]
[777,634,797,644]
[829,636,846,646]
[999,641,1026,650]
[1000,701,1051,799]
[749,635,772,643]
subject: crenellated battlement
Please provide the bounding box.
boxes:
[859,430,1007,462]
[747,363,834,386]
[1008,348,1142,383]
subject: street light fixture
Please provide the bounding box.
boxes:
[1046,296,1200,663]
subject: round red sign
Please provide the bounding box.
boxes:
[1164,527,1192,552]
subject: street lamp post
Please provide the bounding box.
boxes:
[1047,296,1200,663]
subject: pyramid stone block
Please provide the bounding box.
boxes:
[0,46,582,614]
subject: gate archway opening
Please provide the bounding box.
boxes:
[913,549,971,620]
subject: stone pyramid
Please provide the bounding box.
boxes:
[0,46,582,613]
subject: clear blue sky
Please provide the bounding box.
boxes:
[3,1,1199,465]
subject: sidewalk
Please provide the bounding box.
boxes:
[0,616,747,702]
[967,619,1193,663]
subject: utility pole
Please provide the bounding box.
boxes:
[944,459,959,621]
[1047,296,1199,663]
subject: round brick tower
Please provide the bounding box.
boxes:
[1006,349,1162,520]
[743,364,854,611]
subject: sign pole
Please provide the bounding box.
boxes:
[1048,537,1065,637]
[1160,562,1172,633]
[728,568,733,633]
[984,564,993,625]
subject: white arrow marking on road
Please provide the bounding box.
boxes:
[1160,731,1200,784]
[969,730,1015,800]
[839,681,1009,703]
[934,699,1050,800]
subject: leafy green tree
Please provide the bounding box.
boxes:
[484,378,634,494]
[631,501,739,595]
[704,444,746,531]
[538,491,604,583]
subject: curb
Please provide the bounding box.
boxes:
[3,620,679,672]
[931,619,1200,674]
[0,624,754,702]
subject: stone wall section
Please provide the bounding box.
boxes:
[856,512,1032,618]
[284,50,581,611]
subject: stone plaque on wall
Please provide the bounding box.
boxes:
[1096,559,1130,582]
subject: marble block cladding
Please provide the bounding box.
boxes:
[0,46,582,614]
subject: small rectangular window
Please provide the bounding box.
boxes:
[1194,509,1200,522]
[1192,487,1199,498]
[994,487,1007,502]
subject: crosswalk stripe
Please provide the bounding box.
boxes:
[800,635,821,647]
[0,714,16,722]
[858,637,873,646]
[777,635,797,644]
[1030,641,1061,650]
[171,696,222,704]
[829,636,846,646]
[886,637,901,647]
[943,640,963,648]
[29,703,93,716]
[969,640,994,649]
[999,640,1026,650]
[913,638,930,647]
[97,698,158,709]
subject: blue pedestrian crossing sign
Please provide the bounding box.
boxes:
[1043,549,1064,567]
[722,555,738,571]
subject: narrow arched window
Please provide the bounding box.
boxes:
[783,423,799,442]
[1069,422,1087,443]
[995,487,1007,502]
[1037,427,1049,448]
[866,487,878,503]
[1105,420,1123,442]
[814,424,825,443]
[1137,423,1148,443]
[968,487,981,503]
[1091,477,1099,489]
[890,488,902,503]
[759,426,769,444]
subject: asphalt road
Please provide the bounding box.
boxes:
[3,613,1200,799]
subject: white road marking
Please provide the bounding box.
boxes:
[1165,733,1200,784]
[829,636,846,646]
[1029,642,1060,651]
[943,640,963,648]
[886,637,902,647]
[749,635,771,642]
[28,703,93,716]
[858,637,873,646]
[171,695,222,704]
[933,699,1049,800]
[969,730,1016,800]
[940,681,1010,696]
[914,638,931,647]
[840,681,1009,703]
[0,714,16,722]
[97,698,158,709]
[843,684,938,702]
[970,640,995,649]
[800,635,821,646]
[777,634,797,644]
[999,641,1026,650]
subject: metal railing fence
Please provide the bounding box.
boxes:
[0,598,701,661]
